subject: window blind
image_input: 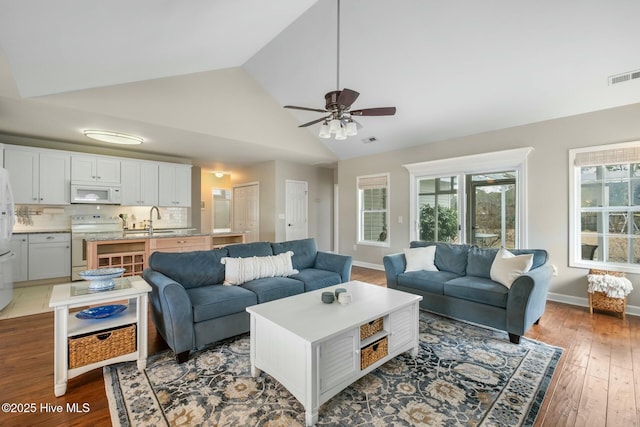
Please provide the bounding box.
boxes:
[358,175,388,190]
[574,146,640,166]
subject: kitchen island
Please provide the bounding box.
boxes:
[85,231,245,275]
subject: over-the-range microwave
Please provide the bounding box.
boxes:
[70,184,121,204]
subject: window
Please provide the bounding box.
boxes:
[357,173,389,246]
[569,141,640,272]
[405,148,532,248]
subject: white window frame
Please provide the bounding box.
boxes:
[404,147,532,247]
[569,140,640,273]
[357,173,390,247]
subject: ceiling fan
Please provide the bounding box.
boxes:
[283,0,396,140]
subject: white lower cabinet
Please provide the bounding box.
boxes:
[9,235,29,282]
[28,233,71,280]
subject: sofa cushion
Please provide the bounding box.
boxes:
[289,268,342,291]
[444,276,509,308]
[510,249,548,270]
[226,242,273,258]
[403,246,438,272]
[272,238,318,270]
[186,284,258,322]
[410,241,470,275]
[221,252,298,285]
[466,247,499,279]
[240,277,305,303]
[148,248,228,289]
[397,270,461,294]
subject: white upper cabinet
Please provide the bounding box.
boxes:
[71,155,121,185]
[158,164,192,207]
[4,147,70,205]
[120,160,159,206]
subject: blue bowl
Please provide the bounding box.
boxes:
[321,292,335,304]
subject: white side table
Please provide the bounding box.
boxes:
[49,276,151,397]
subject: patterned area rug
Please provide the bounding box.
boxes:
[104,311,562,426]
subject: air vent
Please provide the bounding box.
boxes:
[362,137,377,144]
[609,68,640,85]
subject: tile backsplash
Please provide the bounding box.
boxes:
[13,204,190,233]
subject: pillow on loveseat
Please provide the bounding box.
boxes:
[221,251,299,285]
[403,246,438,272]
[490,248,533,288]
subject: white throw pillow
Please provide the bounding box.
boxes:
[404,246,438,272]
[490,248,533,288]
[221,251,299,285]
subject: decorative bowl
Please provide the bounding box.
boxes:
[75,304,127,319]
[78,267,126,291]
[321,291,335,304]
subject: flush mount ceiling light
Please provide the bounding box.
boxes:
[83,130,144,145]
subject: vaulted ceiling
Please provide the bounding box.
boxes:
[0,0,639,171]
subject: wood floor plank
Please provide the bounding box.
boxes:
[0,267,637,427]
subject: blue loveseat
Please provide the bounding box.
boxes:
[143,238,352,362]
[383,241,552,343]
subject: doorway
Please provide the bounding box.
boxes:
[467,172,516,248]
[233,183,259,243]
[285,180,308,241]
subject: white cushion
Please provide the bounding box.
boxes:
[490,248,533,288]
[403,246,438,272]
[221,251,299,285]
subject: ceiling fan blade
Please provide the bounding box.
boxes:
[337,88,359,109]
[284,105,328,113]
[350,107,396,116]
[299,116,331,128]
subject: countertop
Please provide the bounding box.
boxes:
[84,230,244,242]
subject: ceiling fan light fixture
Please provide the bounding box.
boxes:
[335,126,347,140]
[345,120,358,136]
[329,118,341,134]
[319,121,331,138]
[83,130,143,145]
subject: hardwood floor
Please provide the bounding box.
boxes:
[0,266,637,426]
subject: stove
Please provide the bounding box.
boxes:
[71,214,122,280]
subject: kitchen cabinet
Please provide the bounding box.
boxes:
[158,164,192,207]
[10,234,28,282]
[4,147,71,205]
[149,235,211,254]
[28,233,71,280]
[71,155,121,185]
[120,160,159,206]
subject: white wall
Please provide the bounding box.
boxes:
[338,102,640,308]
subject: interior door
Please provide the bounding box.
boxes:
[285,180,308,241]
[233,183,259,243]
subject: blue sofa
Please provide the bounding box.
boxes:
[383,241,552,343]
[143,238,352,362]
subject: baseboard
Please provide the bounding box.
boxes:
[352,260,385,271]
[545,292,640,317]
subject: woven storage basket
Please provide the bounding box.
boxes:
[360,317,384,341]
[588,269,627,318]
[68,324,136,369]
[360,337,388,370]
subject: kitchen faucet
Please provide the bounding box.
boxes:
[149,206,161,234]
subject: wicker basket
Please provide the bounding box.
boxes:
[360,337,388,370]
[68,324,136,369]
[588,269,627,318]
[360,317,384,341]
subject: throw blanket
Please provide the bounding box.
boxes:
[587,273,633,299]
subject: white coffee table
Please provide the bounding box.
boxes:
[246,280,422,426]
[49,276,151,397]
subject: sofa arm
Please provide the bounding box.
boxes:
[315,251,353,282]
[142,269,194,356]
[506,263,553,335]
[383,253,407,289]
